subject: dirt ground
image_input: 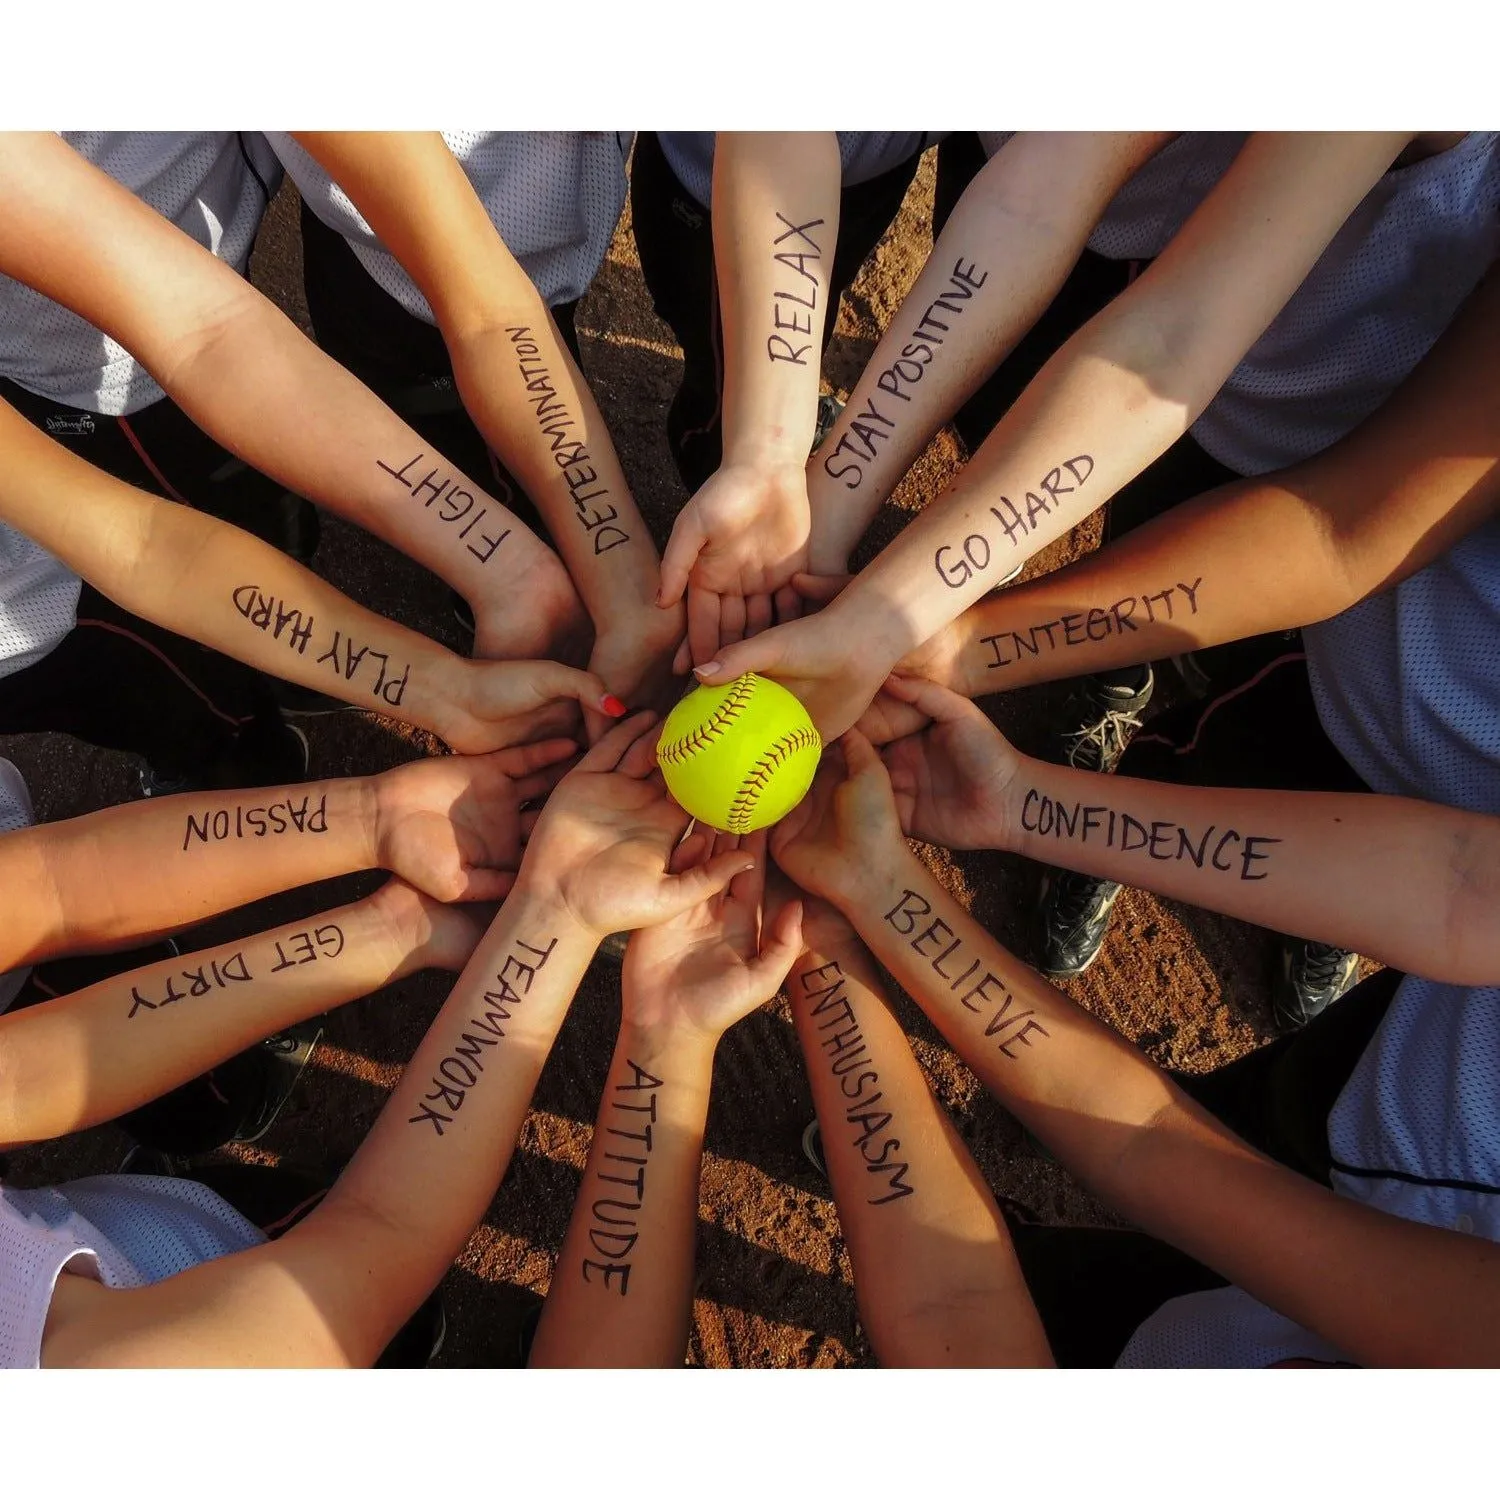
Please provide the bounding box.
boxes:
[4,149,1288,1367]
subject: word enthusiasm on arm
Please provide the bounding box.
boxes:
[375,450,514,565]
[934,454,1095,589]
[981,578,1202,670]
[406,935,558,1137]
[125,923,344,1020]
[232,586,411,708]
[883,890,1050,1060]
[767,212,826,366]
[580,1059,663,1296]
[800,959,914,1205]
[504,326,629,556]
[821,258,990,492]
[181,793,328,851]
[1019,789,1282,881]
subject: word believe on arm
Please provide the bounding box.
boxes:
[506,326,629,555]
[580,1059,662,1296]
[822,258,990,492]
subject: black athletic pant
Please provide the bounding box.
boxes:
[297,201,580,547]
[630,131,926,494]
[1014,964,1402,1367]
[0,378,317,783]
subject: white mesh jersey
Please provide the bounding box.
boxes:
[657,132,945,210]
[979,131,1500,477]
[0,520,82,682]
[1,1174,264,1368]
[267,132,631,321]
[0,758,37,1011]
[1120,523,1500,1367]
[0,132,281,416]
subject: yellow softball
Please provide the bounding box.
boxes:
[656,673,822,833]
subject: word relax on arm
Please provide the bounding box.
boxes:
[232,585,411,708]
[821,257,990,493]
[982,578,1203,671]
[1018,789,1282,881]
[406,934,558,1137]
[883,889,1049,1060]
[800,959,914,1206]
[767,212,825,366]
[506,326,629,555]
[126,923,344,1020]
[581,1058,662,1296]
[934,455,1095,589]
[375,450,514,565]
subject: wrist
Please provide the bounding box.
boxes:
[820,841,915,924]
[614,1016,719,1077]
[504,867,610,949]
[985,755,1037,854]
[721,425,813,473]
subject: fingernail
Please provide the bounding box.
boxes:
[601,694,628,717]
[693,662,722,679]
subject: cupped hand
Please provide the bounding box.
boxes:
[768,728,907,904]
[440,658,626,754]
[658,460,813,668]
[372,740,577,902]
[582,597,686,743]
[621,829,803,1043]
[520,712,758,938]
[879,675,1022,850]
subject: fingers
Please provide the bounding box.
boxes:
[490,737,578,778]
[672,635,693,676]
[691,627,780,685]
[670,825,713,874]
[745,591,774,638]
[618,719,666,779]
[884,672,983,726]
[839,726,884,779]
[519,660,628,720]
[791,571,850,604]
[773,583,803,624]
[657,509,705,610]
[654,847,757,924]
[747,896,804,995]
[856,692,928,746]
[519,807,541,841]
[574,710,659,773]
[723,828,768,910]
[687,585,722,669]
[454,866,518,902]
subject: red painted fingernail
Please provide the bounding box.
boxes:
[600,694,628,717]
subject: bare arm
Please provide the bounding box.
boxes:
[0,400,614,752]
[807,131,1171,573]
[0,131,584,663]
[289,131,680,721]
[898,258,1500,699]
[772,737,1500,1367]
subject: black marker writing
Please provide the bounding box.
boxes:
[1019,791,1282,881]
[407,935,558,1136]
[767,213,825,365]
[268,922,345,973]
[933,454,1095,589]
[316,629,410,708]
[800,960,914,1205]
[233,585,313,656]
[884,889,1050,1059]
[182,794,329,851]
[982,579,1203,670]
[127,950,252,1020]
[375,451,513,566]
[822,258,989,492]
[581,1058,662,1296]
[504,327,629,555]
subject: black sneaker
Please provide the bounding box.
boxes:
[801,1119,827,1178]
[232,1021,323,1144]
[1035,869,1124,978]
[1060,665,1154,776]
[138,721,309,798]
[1273,940,1358,1032]
[811,394,845,454]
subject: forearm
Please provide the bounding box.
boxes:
[280,882,599,1364]
[714,132,842,469]
[0,775,376,968]
[998,758,1500,984]
[809,132,1169,570]
[2,405,477,742]
[0,889,411,1148]
[788,935,1049,1366]
[529,1023,712,1367]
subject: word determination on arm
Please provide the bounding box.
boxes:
[801,960,914,1206]
[767,213,826,366]
[406,935,559,1137]
[883,889,1050,1059]
[822,258,990,492]
[505,326,629,555]
[581,1059,662,1295]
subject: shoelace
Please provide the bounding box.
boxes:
[1297,941,1350,989]
[1052,869,1110,930]
[1063,707,1144,774]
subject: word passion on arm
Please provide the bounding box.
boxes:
[580,1058,663,1296]
[181,793,328,851]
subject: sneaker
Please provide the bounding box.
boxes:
[1035,869,1124,978]
[800,1118,827,1178]
[232,1021,323,1144]
[811,394,845,455]
[1273,940,1358,1032]
[119,1143,185,1178]
[138,721,310,798]
[1060,665,1154,776]
[270,680,359,717]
